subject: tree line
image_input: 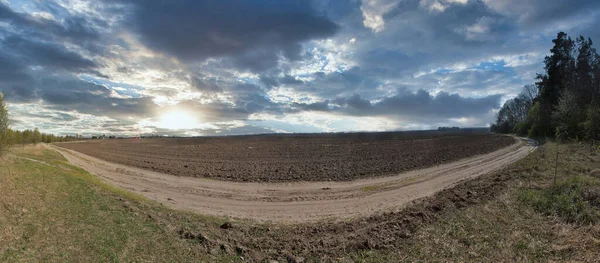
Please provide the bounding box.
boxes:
[2,128,81,144]
[0,93,80,154]
[492,32,600,141]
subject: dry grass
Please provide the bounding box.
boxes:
[591,169,600,178]
[1,143,600,262]
[349,142,600,262]
[0,146,238,262]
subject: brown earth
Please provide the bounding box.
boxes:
[49,138,541,262]
[51,137,534,223]
[56,132,515,182]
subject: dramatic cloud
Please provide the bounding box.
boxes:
[0,0,598,136]
[332,89,501,119]
[483,0,600,26]
[107,0,339,72]
[2,34,99,73]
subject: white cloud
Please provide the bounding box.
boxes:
[360,0,399,32]
[3,0,598,136]
[289,39,356,76]
[31,12,56,20]
[420,0,469,13]
[429,1,446,12]
[457,16,495,40]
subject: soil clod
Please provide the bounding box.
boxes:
[220,222,233,229]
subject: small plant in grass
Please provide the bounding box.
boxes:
[518,176,600,225]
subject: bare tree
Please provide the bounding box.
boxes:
[521,84,539,107]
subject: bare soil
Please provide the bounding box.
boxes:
[56,132,514,182]
[49,138,542,262]
[52,137,534,223]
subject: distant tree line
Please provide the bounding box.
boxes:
[438,127,460,131]
[2,128,81,144]
[492,32,600,141]
[91,135,119,139]
[0,92,80,154]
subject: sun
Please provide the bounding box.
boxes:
[157,110,200,130]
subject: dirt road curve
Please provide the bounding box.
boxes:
[52,137,536,223]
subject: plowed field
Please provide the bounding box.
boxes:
[57,132,515,182]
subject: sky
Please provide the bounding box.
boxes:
[1,0,599,136]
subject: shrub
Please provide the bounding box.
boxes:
[584,104,600,141]
[0,92,10,154]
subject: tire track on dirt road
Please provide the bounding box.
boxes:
[51,137,536,223]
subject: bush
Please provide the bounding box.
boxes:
[584,104,600,141]
[519,176,600,225]
[553,90,586,139]
[0,92,9,154]
[514,121,531,136]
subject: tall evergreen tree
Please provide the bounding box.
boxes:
[575,36,597,105]
[533,32,577,137]
[494,32,600,140]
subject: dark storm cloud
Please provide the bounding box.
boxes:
[291,101,331,112]
[353,1,515,78]
[0,34,108,104]
[0,52,37,103]
[38,76,157,118]
[260,74,304,89]
[294,68,387,99]
[191,76,222,94]
[0,2,107,93]
[0,2,110,107]
[0,2,101,44]
[377,89,501,118]
[333,89,501,118]
[0,48,155,119]
[412,69,524,95]
[361,0,598,77]
[228,83,284,116]
[18,111,79,122]
[2,34,100,74]
[3,0,599,134]
[106,0,339,71]
[287,88,501,120]
[484,0,600,26]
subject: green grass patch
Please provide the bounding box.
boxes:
[519,176,600,225]
[0,146,228,262]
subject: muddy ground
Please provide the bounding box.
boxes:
[58,132,514,182]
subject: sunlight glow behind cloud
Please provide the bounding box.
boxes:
[0,0,598,136]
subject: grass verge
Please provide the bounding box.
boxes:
[1,142,599,262]
[519,176,600,225]
[0,146,237,262]
[352,142,600,262]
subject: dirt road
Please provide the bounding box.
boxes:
[52,138,536,223]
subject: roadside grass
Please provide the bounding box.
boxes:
[0,146,238,262]
[352,190,555,262]
[2,142,600,262]
[519,176,600,225]
[353,141,600,262]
